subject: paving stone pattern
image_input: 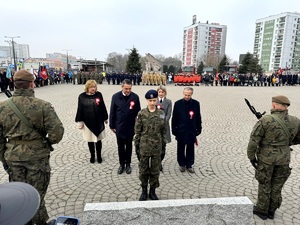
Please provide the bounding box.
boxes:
[1,83,300,225]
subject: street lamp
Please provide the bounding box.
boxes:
[62,49,72,72]
[95,58,97,73]
[4,36,20,71]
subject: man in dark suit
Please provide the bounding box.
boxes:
[109,79,141,174]
[172,87,202,173]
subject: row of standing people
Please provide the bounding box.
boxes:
[202,73,300,86]
[74,79,202,201]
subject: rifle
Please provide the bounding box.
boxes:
[4,90,12,98]
[244,98,266,120]
[5,91,54,151]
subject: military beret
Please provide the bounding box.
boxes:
[145,89,158,99]
[272,95,290,106]
[14,69,35,82]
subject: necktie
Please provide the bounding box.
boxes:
[160,99,162,103]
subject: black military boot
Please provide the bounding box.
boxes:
[160,145,166,172]
[88,142,95,163]
[149,187,159,200]
[268,206,277,219]
[139,186,148,201]
[253,205,267,220]
[96,141,102,163]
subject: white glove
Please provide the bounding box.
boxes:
[77,122,84,129]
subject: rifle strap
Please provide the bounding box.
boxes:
[267,114,291,145]
[7,98,34,129]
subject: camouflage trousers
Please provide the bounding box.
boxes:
[255,162,291,213]
[139,154,160,188]
[7,158,51,224]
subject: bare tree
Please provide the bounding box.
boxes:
[106,52,128,72]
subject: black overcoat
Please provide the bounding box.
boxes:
[75,91,108,136]
[172,98,202,144]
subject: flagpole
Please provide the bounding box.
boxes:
[4,36,20,71]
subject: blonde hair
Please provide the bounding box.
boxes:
[157,85,167,95]
[84,80,97,92]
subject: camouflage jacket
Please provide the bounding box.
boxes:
[134,107,167,156]
[247,109,300,165]
[0,88,64,162]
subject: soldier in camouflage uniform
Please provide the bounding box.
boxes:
[134,89,166,201]
[247,95,300,220]
[0,69,64,225]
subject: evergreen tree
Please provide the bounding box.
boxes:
[239,52,253,74]
[218,55,229,72]
[238,52,263,74]
[162,65,168,73]
[197,61,204,74]
[126,47,142,73]
[168,65,175,74]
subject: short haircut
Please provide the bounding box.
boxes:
[84,80,97,92]
[122,79,132,86]
[157,85,167,95]
[183,87,193,94]
[14,80,31,89]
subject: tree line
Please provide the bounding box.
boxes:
[106,48,263,75]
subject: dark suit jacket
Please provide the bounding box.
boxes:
[109,91,141,139]
[171,98,202,144]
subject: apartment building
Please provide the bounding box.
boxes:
[182,15,227,67]
[253,12,300,72]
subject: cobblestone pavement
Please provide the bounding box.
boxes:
[1,82,300,225]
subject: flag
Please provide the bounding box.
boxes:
[49,69,54,78]
[38,66,48,80]
[6,65,12,79]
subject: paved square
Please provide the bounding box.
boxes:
[1,83,300,225]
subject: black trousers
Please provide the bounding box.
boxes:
[117,137,133,166]
[177,141,194,168]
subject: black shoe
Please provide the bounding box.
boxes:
[149,187,159,200]
[139,187,148,201]
[253,205,267,220]
[268,210,275,219]
[160,164,163,172]
[125,165,131,174]
[187,167,195,173]
[118,165,124,174]
[97,157,102,163]
[90,156,95,163]
[179,166,185,172]
[44,219,56,225]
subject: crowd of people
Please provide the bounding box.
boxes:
[1,69,300,224]
[200,73,300,87]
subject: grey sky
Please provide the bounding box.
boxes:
[1,0,299,62]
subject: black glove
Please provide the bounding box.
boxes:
[161,143,166,160]
[3,162,9,171]
[135,144,141,161]
[250,158,258,169]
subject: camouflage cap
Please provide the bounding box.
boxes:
[272,95,290,106]
[14,69,35,82]
[145,89,158,99]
